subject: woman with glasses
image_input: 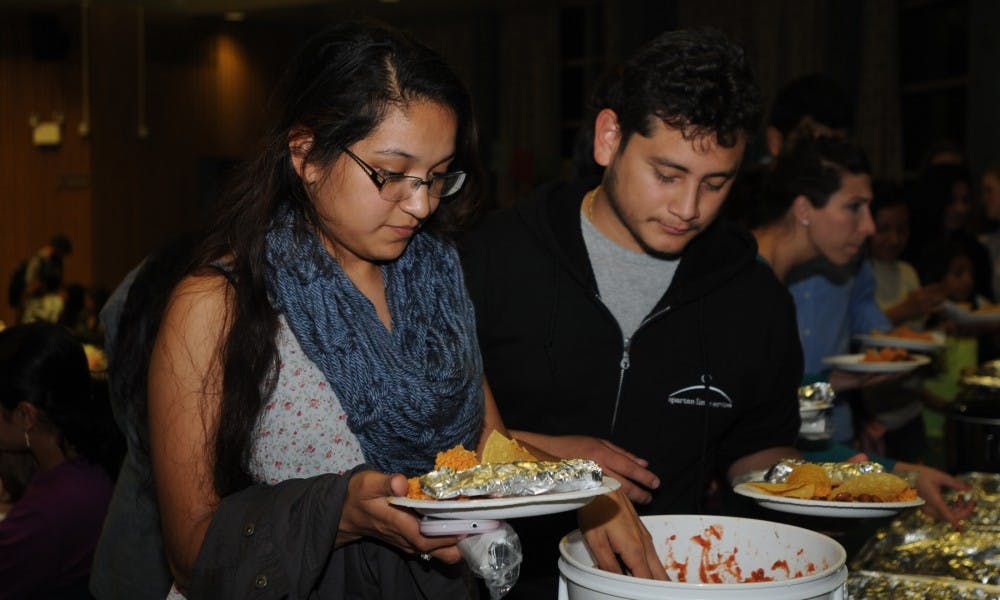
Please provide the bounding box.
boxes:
[144,23,504,598]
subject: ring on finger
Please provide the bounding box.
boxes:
[419,552,432,561]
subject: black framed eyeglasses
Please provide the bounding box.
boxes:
[341,146,466,204]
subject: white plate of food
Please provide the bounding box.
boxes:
[733,483,924,518]
[390,476,620,519]
[822,353,931,374]
[940,300,1000,325]
[854,330,945,352]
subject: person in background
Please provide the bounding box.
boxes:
[869,182,946,328]
[0,322,123,598]
[764,74,854,162]
[0,451,37,519]
[57,283,106,346]
[862,182,945,461]
[17,234,73,325]
[462,29,802,596]
[763,75,892,444]
[976,163,1000,298]
[921,240,987,403]
[90,234,199,600]
[909,164,994,304]
[750,136,973,529]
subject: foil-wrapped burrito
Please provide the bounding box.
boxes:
[420,459,603,500]
[798,382,836,406]
[765,459,884,484]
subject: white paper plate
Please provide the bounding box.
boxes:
[854,331,945,352]
[733,483,924,518]
[799,401,833,417]
[940,301,1000,325]
[390,476,620,519]
[822,353,931,373]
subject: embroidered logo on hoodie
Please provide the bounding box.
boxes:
[667,374,733,408]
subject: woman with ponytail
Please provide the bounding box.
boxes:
[0,322,123,597]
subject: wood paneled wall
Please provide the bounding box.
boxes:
[0,6,306,326]
[89,7,304,295]
[0,4,551,328]
[0,8,91,326]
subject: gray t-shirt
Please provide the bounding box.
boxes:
[581,211,680,341]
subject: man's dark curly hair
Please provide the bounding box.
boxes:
[609,28,762,149]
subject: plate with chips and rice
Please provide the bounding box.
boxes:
[854,327,945,352]
[390,431,620,519]
[822,350,931,374]
[734,462,924,517]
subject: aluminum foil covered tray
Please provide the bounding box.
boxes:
[419,458,603,500]
[849,472,1000,596]
[847,570,1000,599]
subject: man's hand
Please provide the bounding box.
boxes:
[511,431,659,504]
[828,368,902,393]
[894,462,975,530]
[578,489,667,580]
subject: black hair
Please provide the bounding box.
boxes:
[608,28,762,149]
[0,322,123,479]
[870,180,907,218]
[187,22,483,496]
[919,237,976,289]
[751,135,871,229]
[769,74,854,137]
[49,233,72,256]
[721,164,769,229]
[915,163,973,234]
[0,451,36,502]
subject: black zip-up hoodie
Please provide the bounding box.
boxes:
[461,181,802,588]
[462,180,802,509]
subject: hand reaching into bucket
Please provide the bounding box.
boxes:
[577,488,668,581]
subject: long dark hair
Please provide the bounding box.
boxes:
[186,22,482,496]
[0,322,124,479]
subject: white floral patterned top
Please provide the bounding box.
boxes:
[247,315,365,483]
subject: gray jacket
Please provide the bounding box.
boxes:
[188,465,474,599]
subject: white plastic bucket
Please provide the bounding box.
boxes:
[558,515,846,600]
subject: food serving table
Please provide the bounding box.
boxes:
[845,471,1000,598]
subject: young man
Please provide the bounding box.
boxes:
[461,29,802,594]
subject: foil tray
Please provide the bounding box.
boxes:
[847,570,1000,599]
[849,472,1000,594]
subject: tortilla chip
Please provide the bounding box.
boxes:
[781,483,816,499]
[787,463,833,498]
[832,472,909,501]
[481,430,537,464]
[745,482,806,494]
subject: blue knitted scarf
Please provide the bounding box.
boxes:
[264,209,484,476]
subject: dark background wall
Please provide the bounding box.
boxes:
[1,0,995,325]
